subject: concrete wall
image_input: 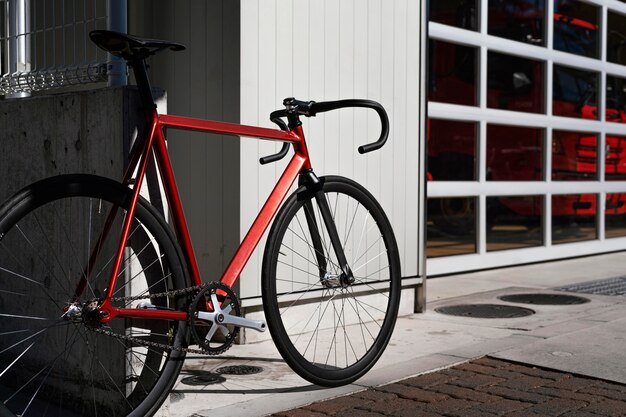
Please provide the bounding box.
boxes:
[0,87,139,201]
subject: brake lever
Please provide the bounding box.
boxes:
[259,114,291,165]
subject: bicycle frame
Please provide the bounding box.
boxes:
[94,107,312,323]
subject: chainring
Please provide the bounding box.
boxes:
[189,281,241,355]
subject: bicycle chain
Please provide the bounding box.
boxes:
[88,282,230,356]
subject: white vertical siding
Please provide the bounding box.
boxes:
[240,0,423,299]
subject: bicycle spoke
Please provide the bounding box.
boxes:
[0,342,34,378]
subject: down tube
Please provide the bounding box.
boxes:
[220,154,306,288]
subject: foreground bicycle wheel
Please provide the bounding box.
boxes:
[0,175,188,417]
[262,175,401,387]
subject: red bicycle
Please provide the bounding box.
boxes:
[0,31,401,417]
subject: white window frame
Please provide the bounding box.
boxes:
[428,0,626,275]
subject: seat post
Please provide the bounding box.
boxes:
[129,58,157,111]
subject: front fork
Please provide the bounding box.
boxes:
[299,171,354,287]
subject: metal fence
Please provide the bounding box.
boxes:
[1,0,125,96]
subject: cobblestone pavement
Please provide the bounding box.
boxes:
[270,357,626,417]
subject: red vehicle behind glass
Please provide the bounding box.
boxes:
[429,10,626,231]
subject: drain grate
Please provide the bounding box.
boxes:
[180,372,226,386]
[555,276,626,296]
[435,304,535,318]
[215,365,264,376]
[498,293,589,305]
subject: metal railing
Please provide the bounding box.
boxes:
[1,0,126,97]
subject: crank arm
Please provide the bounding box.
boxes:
[196,311,267,333]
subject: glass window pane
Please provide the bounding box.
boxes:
[427,197,476,257]
[552,194,597,244]
[428,119,477,181]
[553,65,598,119]
[488,0,545,46]
[429,0,478,31]
[554,0,599,59]
[429,39,478,106]
[487,124,543,181]
[606,193,626,238]
[607,11,626,66]
[487,51,544,113]
[605,135,626,181]
[606,75,626,123]
[487,196,543,251]
[552,131,598,180]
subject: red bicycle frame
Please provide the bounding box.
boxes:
[96,107,312,323]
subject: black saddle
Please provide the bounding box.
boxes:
[90,30,185,60]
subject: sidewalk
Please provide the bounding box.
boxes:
[167,251,626,417]
[271,357,626,417]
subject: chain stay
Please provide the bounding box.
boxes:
[89,282,228,356]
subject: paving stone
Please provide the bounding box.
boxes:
[376,384,448,402]
[401,372,456,388]
[445,409,499,417]
[579,385,626,401]
[475,357,514,369]
[351,389,398,402]
[526,398,589,416]
[362,398,424,415]
[530,386,603,403]
[546,376,599,392]
[582,398,626,416]
[502,412,553,417]
[432,383,502,402]
[499,375,552,390]
[480,385,552,404]
[589,379,626,394]
[335,409,386,417]
[440,368,473,379]
[451,373,506,389]
[455,362,518,379]
[392,407,447,417]
[420,398,479,414]
[505,363,570,381]
[560,411,614,417]
[304,395,372,415]
[471,398,530,415]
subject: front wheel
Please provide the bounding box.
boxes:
[262,176,401,387]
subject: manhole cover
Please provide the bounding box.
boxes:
[498,293,589,305]
[435,304,535,318]
[215,365,264,375]
[180,372,226,386]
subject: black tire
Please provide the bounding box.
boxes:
[0,174,188,417]
[262,176,401,387]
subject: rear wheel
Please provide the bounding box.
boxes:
[262,176,401,387]
[0,175,188,417]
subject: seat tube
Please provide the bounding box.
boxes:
[102,112,159,302]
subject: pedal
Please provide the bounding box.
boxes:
[196,311,267,333]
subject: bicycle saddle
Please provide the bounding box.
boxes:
[90,30,186,60]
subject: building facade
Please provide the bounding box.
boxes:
[5,0,626,296]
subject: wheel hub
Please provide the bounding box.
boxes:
[62,299,106,328]
[321,271,354,288]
